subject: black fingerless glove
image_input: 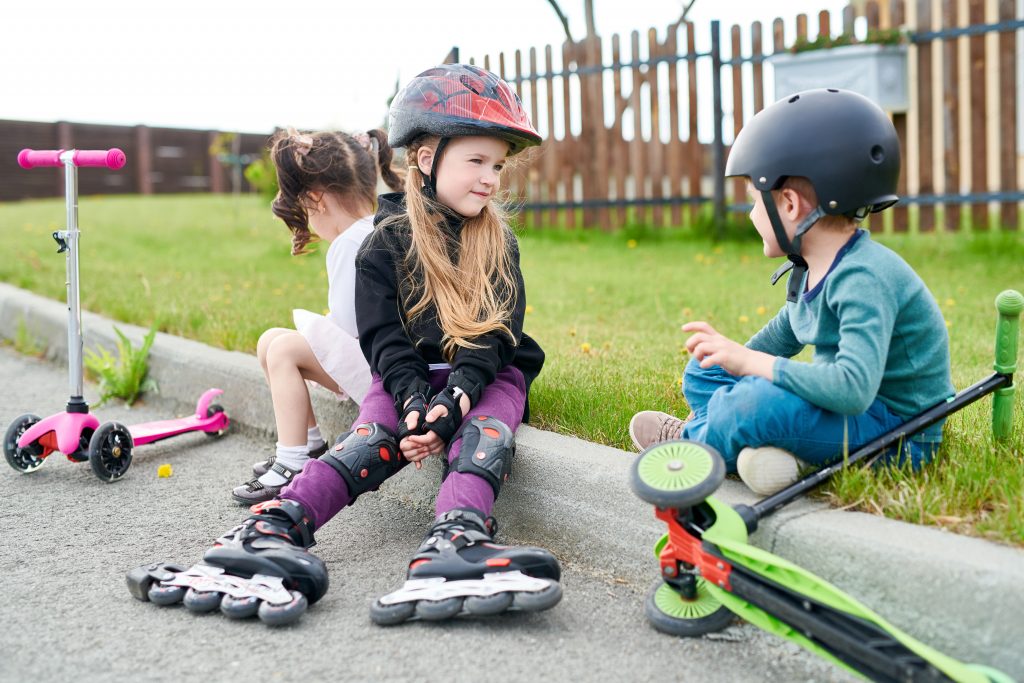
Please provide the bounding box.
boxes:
[424,386,467,443]
[397,392,430,442]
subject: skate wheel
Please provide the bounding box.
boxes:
[644,579,734,637]
[183,587,223,612]
[205,404,229,438]
[148,584,187,606]
[511,580,563,613]
[369,598,416,626]
[88,422,134,482]
[257,591,307,626]
[414,597,464,621]
[463,591,514,616]
[220,594,260,619]
[4,414,46,473]
[630,440,725,508]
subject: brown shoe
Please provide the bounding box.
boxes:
[232,462,303,504]
[629,410,690,451]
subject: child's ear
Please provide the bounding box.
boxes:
[780,187,808,221]
[416,146,434,177]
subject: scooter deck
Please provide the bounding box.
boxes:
[658,497,1002,682]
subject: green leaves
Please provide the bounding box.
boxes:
[84,325,158,407]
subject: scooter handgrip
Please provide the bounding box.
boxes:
[73,149,127,169]
[18,148,127,170]
[17,149,64,168]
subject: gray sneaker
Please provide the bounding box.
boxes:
[629,411,689,452]
[252,441,328,477]
[232,462,304,505]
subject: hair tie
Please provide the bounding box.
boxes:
[291,132,314,159]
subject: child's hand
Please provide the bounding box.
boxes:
[682,321,775,380]
[401,430,446,468]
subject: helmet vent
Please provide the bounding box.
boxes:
[788,95,800,103]
[827,88,839,93]
[870,145,885,163]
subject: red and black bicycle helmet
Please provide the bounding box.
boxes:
[388,64,542,155]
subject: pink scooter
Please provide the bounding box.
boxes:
[3,148,229,482]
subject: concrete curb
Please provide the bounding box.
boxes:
[2,282,1021,677]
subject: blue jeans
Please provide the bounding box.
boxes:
[679,359,932,472]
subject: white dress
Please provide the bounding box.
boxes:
[292,216,373,404]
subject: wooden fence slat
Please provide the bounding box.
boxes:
[528,47,541,230]
[968,0,988,230]
[562,41,576,228]
[751,22,764,113]
[544,45,557,228]
[998,0,1019,229]
[630,30,647,227]
[591,36,611,230]
[890,0,909,230]
[796,13,808,42]
[818,10,830,41]
[941,0,961,232]
[666,25,683,226]
[611,34,627,226]
[687,22,702,220]
[915,0,935,231]
[730,24,745,212]
[648,28,665,227]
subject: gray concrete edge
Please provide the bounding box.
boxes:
[2,281,1021,676]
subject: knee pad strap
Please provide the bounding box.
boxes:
[443,416,514,497]
[319,423,404,501]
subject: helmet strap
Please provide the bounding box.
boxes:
[426,136,451,199]
[762,190,825,303]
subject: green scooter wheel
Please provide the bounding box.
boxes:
[644,579,734,637]
[630,440,725,508]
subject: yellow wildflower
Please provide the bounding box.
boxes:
[738,315,749,323]
[756,305,767,315]
[580,342,592,354]
[944,298,956,307]
[525,305,534,314]
[627,239,637,249]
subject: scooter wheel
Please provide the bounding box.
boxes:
[3,414,46,473]
[205,403,229,438]
[630,440,725,508]
[644,579,734,637]
[88,422,134,482]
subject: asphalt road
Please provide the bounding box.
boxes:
[0,347,856,683]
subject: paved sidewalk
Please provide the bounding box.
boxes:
[2,281,1022,679]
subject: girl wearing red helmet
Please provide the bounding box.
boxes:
[283,63,560,624]
[131,65,561,627]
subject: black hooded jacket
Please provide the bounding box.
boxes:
[354,192,544,420]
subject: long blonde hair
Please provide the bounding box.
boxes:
[396,136,519,360]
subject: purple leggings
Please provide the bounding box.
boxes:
[281,366,527,530]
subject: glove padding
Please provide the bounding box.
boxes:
[397,392,429,443]
[423,387,466,443]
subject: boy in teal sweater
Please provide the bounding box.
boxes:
[630,89,954,495]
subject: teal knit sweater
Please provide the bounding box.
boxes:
[746,230,954,443]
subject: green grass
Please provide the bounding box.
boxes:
[1,195,1022,545]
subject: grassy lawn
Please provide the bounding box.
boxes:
[1,194,1022,545]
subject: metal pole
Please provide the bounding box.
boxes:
[710,20,726,239]
[60,151,86,407]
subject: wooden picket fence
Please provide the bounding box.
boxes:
[465,0,1022,232]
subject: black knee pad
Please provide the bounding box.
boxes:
[319,423,404,501]
[441,416,515,497]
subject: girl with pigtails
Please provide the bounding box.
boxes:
[232,128,403,504]
[129,65,561,626]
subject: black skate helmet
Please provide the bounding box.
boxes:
[725,89,901,301]
[388,64,542,196]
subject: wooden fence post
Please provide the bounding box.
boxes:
[710,20,726,237]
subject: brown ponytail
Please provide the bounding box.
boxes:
[268,127,400,255]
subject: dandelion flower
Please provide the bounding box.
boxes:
[627,239,637,249]
[569,327,577,337]
[756,305,767,315]
[525,304,534,314]
[713,246,724,255]
[945,298,956,307]
[580,342,592,353]
[945,319,952,328]
[738,315,749,323]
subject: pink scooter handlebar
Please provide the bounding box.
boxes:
[17,148,127,170]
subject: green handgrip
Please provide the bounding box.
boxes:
[992,289,1023,441]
